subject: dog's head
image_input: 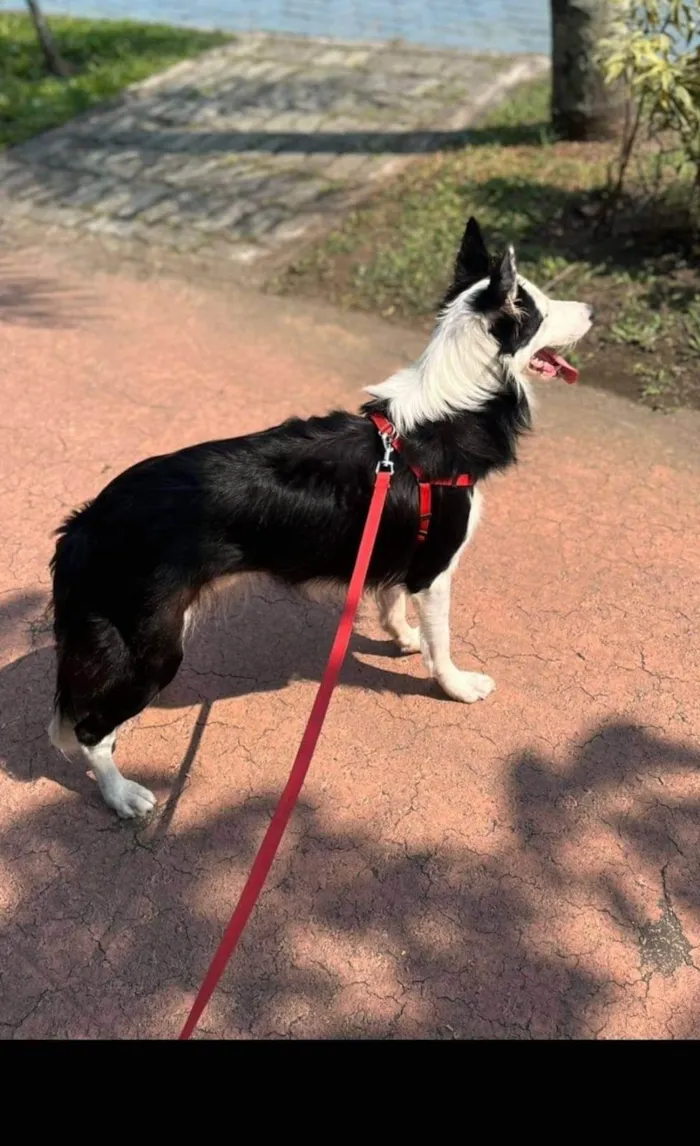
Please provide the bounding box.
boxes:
[365,217,594,432]
[443,216,593,389]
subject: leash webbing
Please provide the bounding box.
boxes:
[179,466,393,1039]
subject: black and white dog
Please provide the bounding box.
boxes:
[49,218,593,819]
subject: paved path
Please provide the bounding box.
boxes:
[1,242,699,1039]
[0,35,546,267]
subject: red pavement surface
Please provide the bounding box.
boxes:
[1,243,699,1039]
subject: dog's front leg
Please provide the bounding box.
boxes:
[79,733,157,819]
[378,585,421,654]
[414,568,494,703]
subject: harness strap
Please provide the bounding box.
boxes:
[368,412,473,543]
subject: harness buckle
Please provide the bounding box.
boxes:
[376,432,395,475]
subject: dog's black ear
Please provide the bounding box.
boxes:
[480,244,518,311]
[454,216,490,290]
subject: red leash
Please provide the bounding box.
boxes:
[179,462,394,1039]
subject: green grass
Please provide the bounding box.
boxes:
[0,12,230,148]
[275,79,700,410]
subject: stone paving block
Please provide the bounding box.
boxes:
[0,34,548,264]
[266,212,329,244]
[114,186,170,220]
[57,148,112,178]
[239,205,290,239]
[280,178,334,209]
[209,170,270,197]
[84,216,136,239]
[190,199,253,232]
[56,176,118,210]
[138,197,179,225]
[101,151,146,181]
[160,156,223,186]
[322,152,374,181]
[0,162,40,195]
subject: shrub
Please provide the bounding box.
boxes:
[599,0,700,231]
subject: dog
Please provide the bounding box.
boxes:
[48,217,593,819]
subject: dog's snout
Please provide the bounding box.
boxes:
[586,305,595,323]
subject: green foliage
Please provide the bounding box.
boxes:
[599,1,700,225]
[0,12,230,148]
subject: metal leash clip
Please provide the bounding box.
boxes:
[376,432,395,474]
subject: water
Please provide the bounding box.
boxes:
[2,0,552,55]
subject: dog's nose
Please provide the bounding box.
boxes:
[587,305,595,322]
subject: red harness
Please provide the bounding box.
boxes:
[368,412,473,542]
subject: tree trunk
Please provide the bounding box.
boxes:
[551,0,622,140]
[25,0,72,78]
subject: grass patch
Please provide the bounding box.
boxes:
[0,12,230,148]
[274,79,700,412]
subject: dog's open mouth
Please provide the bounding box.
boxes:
[528,348,579,384]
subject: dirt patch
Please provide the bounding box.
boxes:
[638,871,694,978]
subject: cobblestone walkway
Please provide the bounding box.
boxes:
[0,35,547,265]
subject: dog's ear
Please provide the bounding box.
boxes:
[453,216,490,290]
[481,244,518,311]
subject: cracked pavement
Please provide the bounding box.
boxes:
[1,241,699,1039]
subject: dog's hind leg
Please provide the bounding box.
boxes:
[51,604,185,818]
[413,564,494,704]
[378,585,421,654]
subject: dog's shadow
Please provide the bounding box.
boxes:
[0,585,435,802]
[160,584,432,707]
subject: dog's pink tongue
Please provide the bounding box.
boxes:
[540,349,579,384]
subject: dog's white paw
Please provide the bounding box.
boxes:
[438,670,495,704]
[102,778,157,819]
[395,625,421,655]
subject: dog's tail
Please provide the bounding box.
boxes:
[49,506,132,747]
[50,508,93,746]
[50,505,93,619]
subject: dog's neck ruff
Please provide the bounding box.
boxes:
[368,412,473,543]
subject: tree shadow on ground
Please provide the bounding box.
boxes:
[0,250,96,328]
[0,586,445,802]
[2,714,699,1039]
[1,587,699,1038]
